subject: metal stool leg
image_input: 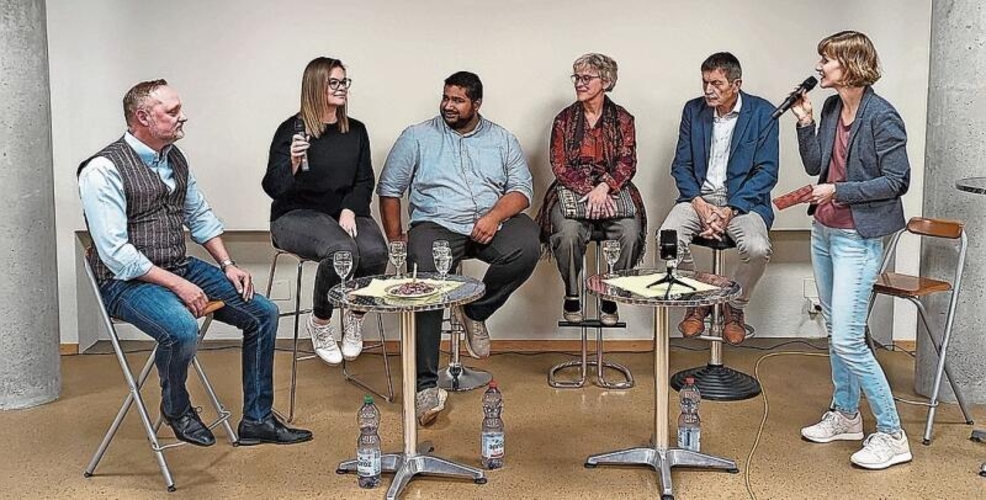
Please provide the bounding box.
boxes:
[550,243,633,389]
[438,309,492,392]
[84,333,176,491]
[343,312,396,402]
[670,247,760,400]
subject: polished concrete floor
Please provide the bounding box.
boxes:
[2,340,984,499]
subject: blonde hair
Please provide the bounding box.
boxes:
[299,57,349,137]
[818,31,881,87]
[573,53,619,91]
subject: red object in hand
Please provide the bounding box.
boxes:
[772,185,814,210]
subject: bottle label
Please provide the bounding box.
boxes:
[677,428,701,452]
[357,448,381,477]
[482,431,504,459]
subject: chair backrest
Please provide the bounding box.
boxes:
[879,217,968,292]
[907,217,964,239]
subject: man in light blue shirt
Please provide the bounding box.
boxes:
[78,80,310,447]
[378,72,539,426]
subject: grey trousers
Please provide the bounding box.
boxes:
[658,200,771,308]
[548,204,644,297]
[271,209,389,320]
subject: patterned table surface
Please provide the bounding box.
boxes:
[586,268,740,308]
[327,273,485,314]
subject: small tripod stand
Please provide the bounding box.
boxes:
[646,261,696,299]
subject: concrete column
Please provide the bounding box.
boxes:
[919,0,986,403]
[0,0,61,409]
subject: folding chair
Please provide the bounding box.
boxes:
[81,254,237,492]
[865,217,974,445]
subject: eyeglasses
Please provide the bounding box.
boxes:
[571,74,603,86]
[328,78,353,90]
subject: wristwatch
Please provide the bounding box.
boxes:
[220,259,237,271]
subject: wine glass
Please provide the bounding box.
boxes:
[388,241,407,278]
[433,240,452,281]
[333,251,354,292]
[601,240,621,277]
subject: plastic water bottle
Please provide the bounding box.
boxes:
[677,377,701,452]
[481,380,504,469]
[356,395,381,488]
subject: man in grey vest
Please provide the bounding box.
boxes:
[78,80,311,447]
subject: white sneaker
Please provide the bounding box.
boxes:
[341,311,364,361]
[307,316,342,365]
[850,431,913,470]
[453,306,490,359]
[801,410,864,443]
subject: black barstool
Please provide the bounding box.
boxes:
[669,234,760,400]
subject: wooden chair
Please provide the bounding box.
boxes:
[865,217,974,445]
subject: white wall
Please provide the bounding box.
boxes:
[48,0,931,345]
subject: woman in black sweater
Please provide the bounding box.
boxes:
[263,56,388,365]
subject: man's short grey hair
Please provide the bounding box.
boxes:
[573,53,619,91]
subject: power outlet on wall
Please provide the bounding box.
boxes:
[802,277,822,318]
[268,279,292,302]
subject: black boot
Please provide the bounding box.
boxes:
[237,414,313,446]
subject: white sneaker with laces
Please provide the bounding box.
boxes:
[341,311,364,361]
[801,410,864,443]
[307,315,342,365]
[850,430,912,470]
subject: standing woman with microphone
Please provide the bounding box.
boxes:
[263,57,389,366]
[791,31,912,470]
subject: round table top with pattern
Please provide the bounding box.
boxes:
[327,273,485,314]
[956,177,986,195]
[586,269,740,308]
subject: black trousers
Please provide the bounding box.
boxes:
[407,214,540,391]
[271,209,388,319]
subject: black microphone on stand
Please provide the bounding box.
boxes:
[771,76,818,120]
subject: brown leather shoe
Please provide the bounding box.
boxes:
[722,303,748,345]
[678,306,711,337]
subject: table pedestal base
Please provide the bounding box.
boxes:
[585,446,737,499]
[337,442,486,499]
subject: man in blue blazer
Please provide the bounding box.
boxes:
[660,52,779,344]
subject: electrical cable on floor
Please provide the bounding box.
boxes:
[743,350,830,500]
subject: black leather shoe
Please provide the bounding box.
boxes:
[237,415,313,446]
[161,404,216,447]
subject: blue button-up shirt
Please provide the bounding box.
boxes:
[78,133,224,281]
[377,116,533,236]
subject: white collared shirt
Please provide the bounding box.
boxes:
[702,93,743,195]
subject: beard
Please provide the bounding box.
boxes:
[442,110,475,130]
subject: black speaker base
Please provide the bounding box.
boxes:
[670,364,761,401]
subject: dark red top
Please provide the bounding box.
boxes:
[815,117,855,229]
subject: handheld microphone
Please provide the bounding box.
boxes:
[294,117,310,172]
[771,76,818,120]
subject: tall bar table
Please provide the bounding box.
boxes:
[583,269,741,499]
[956,177,986,477]
[331,273,487,499]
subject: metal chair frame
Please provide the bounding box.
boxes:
[81,256,237,492]
[864,217,973,445]
[549,238,634,389]
[265,247,394,423]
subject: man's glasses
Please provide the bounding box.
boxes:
[571,74,602,86]
[328,78,353,90]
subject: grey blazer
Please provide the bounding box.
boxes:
[796,86,910,239]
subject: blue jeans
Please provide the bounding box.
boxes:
[811,222,901,434]
[100,257,279,422]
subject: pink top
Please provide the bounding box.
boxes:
[815,117,855,229]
